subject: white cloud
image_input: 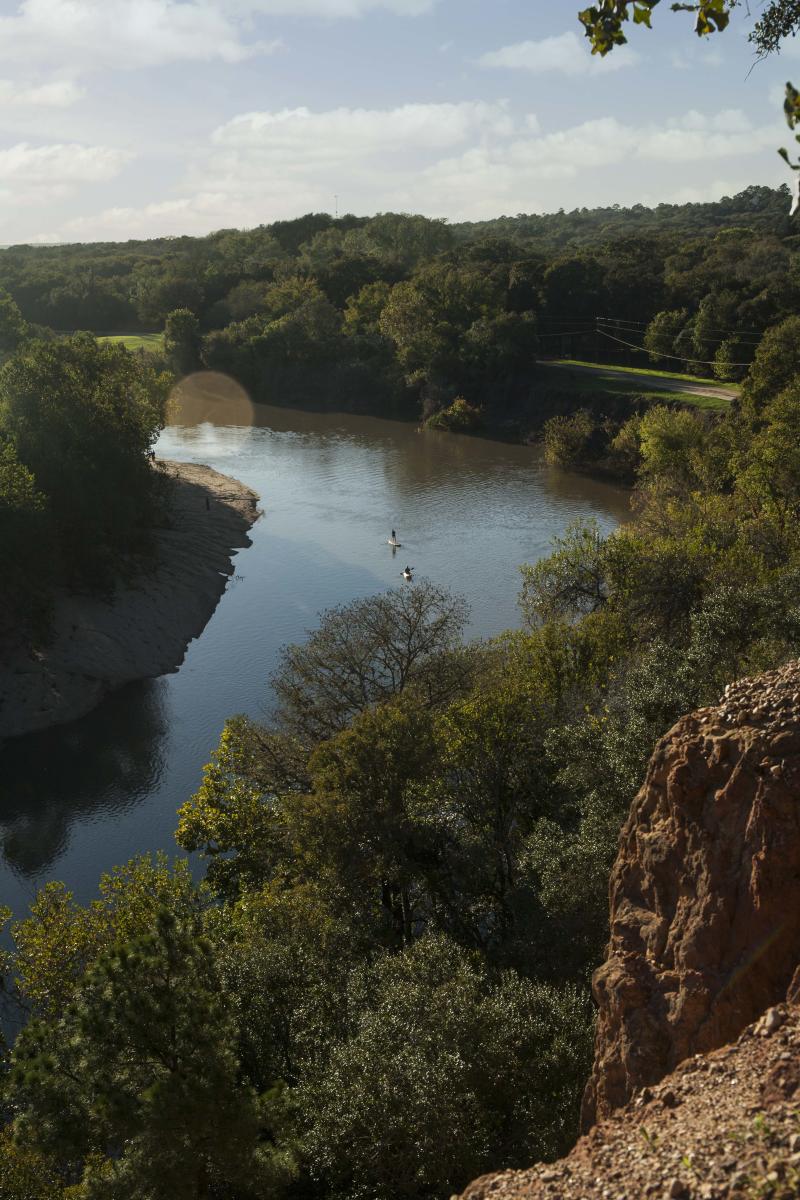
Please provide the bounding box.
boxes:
[0,0,434,75]
[237,0,435,12]
[0,1,281,71]
[0,141,129,183]
[0,79,83,107]
[0,141,131,216]
[29,103,785,241]
[212,101,513,159]
[478,31,638,76]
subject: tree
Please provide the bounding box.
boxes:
[271,582,472,744]
[541,256,606,323]
[379,265,498,387]
[520,520,610,627]
[176,718,308,900]
[742,315,800,411]
[644,309,689,363]
[301,935,594,1200]
[0,335,167,586]
[0,290,28,359]
[636,404,707,485]
[306,698,438,944]
[343,281,392,335]
[0,1131,62,1200]
[11,855,210,1021]
[543,410,597,468]
[8,910,296,1199]
[0,439,51,640]
[163,307,201,376]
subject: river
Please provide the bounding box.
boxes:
[0,388,629,921]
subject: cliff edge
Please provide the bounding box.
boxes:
[584,660,800,1129]
[459,661,800,1200]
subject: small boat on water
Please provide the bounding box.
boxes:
[388,538,402,547]
[402,566,414,580]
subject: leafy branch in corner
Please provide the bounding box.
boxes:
[780,81,800,213]
[577,1,800,212]
[577,1,737,55]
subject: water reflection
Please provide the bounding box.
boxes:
[0,401,629,916]
[0,679,167,877]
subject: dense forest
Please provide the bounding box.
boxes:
[3,184,800,1197]
[0,185,797,431]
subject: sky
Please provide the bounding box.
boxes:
[0,0,796,244]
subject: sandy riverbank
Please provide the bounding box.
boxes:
[0,461,260,741]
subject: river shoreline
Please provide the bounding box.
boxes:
[0,461,260,742]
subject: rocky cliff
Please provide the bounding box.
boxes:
[458,661,800,1200]
[583,659,800,1129]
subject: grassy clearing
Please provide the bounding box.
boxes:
[549,357,741,392]
[536,366,731,412]
[536,364,732,412]
[99,333,164,352]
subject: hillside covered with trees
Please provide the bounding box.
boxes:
[0,186,796,432]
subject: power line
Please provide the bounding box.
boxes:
[596,326,752,368]
[535,328,598,340]
[596,314,767,338]
[596,321,761,347]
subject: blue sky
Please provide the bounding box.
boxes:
[0,0,795,243]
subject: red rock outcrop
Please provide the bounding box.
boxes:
[582,660,800,1130]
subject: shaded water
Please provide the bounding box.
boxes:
[0,391,629,919]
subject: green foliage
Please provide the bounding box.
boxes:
[163,307,201,376]
[753,1,800,55]
[11,855,209,1020]
[637,404,707,484]
[8,166,800,1200]
[270,581,472,744]
[9,911,295,1199]
[742,315,800,411]
[0,440,51,639]
[0,335,167,589]
[0,1131,63,1200]
[424,396,483,432]
[343,281,392,335]
[0,291,28,359]
[578,2,734,57]
[543,409,596,467]
[176,717,308,900]
[644,308,689,362]
[300,935,594,1200]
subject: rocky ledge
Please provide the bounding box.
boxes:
[0,460,260,740]
[462,988,800,1200]
[459,660,800,1200]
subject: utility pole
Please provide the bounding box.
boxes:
[334,194,339,220]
